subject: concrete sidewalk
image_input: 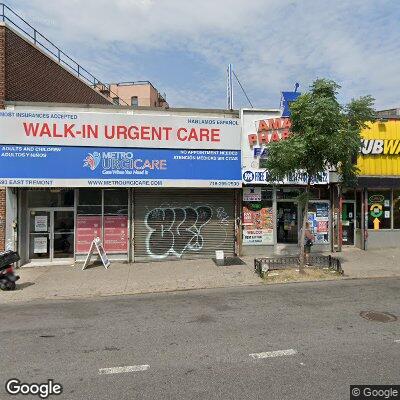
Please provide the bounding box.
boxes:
[0,257,262,304]
[336,246,400,279]
[1,247,400,304]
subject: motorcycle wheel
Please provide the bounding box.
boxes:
[6,281,16,291]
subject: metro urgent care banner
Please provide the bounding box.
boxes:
[0,109,240,150]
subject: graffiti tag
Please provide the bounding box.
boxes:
[145,206,213,258]
[216,207,229,226]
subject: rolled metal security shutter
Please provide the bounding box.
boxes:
[134,189,235,262]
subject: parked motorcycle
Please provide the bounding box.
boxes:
[0,250,20,291]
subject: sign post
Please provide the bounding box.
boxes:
[82,237,110,270]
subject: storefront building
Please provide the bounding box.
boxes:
[0,104,242,265]
[347,119,400,250]
[240,109,331,256]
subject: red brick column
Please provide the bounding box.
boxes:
[0,25,6,107]
[0,26,5,251]
[0,188,5,251]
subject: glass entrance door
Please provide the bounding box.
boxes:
[342,202,355,245]
[28,209,74,261]
[29,210,51,260]
[277,202,298,243]
[53,211,74,258]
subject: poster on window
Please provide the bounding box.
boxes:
[34,236,47,253]
[34,215,48,232]
[317,221,328,233]
[243,229,273,245]
[76,215,102,253]
[242,206,273,245]
[308,202,330,244]
[316,203,329,220]
[243,187,262,202]
[104,215,128,253]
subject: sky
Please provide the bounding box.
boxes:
[8,0,400,110]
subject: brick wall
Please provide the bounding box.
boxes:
[0,24,113,252]
[4,25,111,105]
[0,26,5,106]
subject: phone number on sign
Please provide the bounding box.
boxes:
[209,181,240,187]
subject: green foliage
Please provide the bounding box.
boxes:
[296,190,311,208]
[265,79,375,187]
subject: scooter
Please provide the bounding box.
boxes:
[0,250,20,291]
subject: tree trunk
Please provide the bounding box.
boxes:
[299,179,311,271]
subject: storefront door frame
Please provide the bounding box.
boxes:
[342,200,356,247]
[276,199,300,245]
[27,207,74,262]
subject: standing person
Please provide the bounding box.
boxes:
[303,222,315,266]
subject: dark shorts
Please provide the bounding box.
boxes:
[304,245,311,254]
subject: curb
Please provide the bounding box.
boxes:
[2,274,400,305]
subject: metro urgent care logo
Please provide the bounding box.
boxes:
[247,117,291,147]
[82,151,168,176]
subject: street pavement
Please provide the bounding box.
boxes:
[1,277,399,399]
[2,246,400,304]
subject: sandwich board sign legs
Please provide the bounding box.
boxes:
[82,237,111,270]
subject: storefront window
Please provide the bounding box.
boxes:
[277,202,298,243]
[76,189,129,254]
[276,188,301,200]
[393,190,400,229]
[76,189,102,253]
[308,202,330,244]
[276,187,329,201]
[309,187,329,200]
[103,190,129,253]
[367,190,391,230]
[342,189,355,200]
[27,189,74,207]
[77,189,102,215]
[242,188,273,245]
[104,189,129,214]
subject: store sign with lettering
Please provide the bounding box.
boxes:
[242,206,273,245]
[0,145,241,188]
[361,139,400,155]
[241,110,329,185]
[242,169,328,185]
[368,195,384,204]
[247,117,291,147]
[367,194,390,230]
[0,109,240,150]
[243,187,261,201]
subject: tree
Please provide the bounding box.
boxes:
[264,79,374,269]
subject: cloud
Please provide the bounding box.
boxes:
[7,0,400,109]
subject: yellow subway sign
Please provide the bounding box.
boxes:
[361,139,400,155]
[358,120,400,176]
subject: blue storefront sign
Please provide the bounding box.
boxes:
[280,90,301,117]
[0,145,241,187]
[242,169,328,185]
